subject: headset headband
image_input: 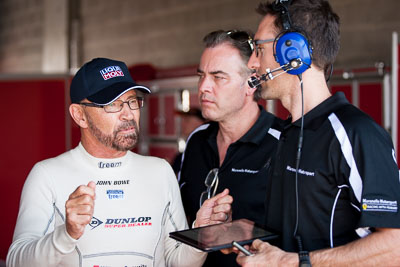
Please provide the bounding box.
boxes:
[273,0,293,31]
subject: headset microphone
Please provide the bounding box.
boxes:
[247,60,303,89]
[248,75,267,90]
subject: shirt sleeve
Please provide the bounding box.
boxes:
[343,116,400,228]
[6,162,78,267]
[162,162,207,267]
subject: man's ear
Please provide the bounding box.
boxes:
[245,80,257,97]
[69,104,88,128]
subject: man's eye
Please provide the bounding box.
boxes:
[108,101,120,108]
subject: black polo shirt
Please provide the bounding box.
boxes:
[265,92,400,252]
[179,106,282,267]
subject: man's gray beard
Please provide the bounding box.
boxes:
[86,115,139,151]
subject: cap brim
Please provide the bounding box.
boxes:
[87,81,151,105]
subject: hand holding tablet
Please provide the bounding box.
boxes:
[169,218,278,252]
[232,241,254,256]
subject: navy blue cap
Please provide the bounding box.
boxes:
[70,58,151,105]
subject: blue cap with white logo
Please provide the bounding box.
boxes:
[70,57,151,105]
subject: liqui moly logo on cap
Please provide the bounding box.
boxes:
[100,65,124,80]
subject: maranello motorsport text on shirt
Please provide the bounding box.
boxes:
[362,198,398,212]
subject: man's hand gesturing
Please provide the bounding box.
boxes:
[65,181,96,240]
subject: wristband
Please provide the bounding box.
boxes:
[299,251,311,267]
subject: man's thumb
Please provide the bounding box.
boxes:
[87,181,96,190]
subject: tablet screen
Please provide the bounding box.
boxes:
[169,218,278,252]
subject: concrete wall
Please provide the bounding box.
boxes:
[79,0,261,69]
[0,0,43,73]
[0,0,399,74]
[332,0,400,69]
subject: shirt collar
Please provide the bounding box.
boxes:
[290,92,349,130]
[77,142,129,169]
[239,105,278,144]
[206,105,278,146]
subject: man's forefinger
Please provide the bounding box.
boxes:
[216,194,233,205]
[212,203,231,214]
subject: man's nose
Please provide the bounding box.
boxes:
[247,52,260,71]
[198,77,212,93]
[119,102,135,120]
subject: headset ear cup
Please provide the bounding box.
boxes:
[275,32,312,75]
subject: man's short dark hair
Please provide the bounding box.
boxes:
[256,0,340,76]
[203,30,262,101]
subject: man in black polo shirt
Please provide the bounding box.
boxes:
[178,30,282,267]
[234,0,400,266]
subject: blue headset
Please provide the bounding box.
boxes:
[273,0,312,75]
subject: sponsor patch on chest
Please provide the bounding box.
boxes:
[96,180,130,186]
[231,168,259,174]
[106,189,124,199]
[89,216,152,231]
[286,165,315,176]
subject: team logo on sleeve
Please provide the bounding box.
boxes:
[362,198,398,212]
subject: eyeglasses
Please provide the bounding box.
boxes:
[226,30,254,51]
[199,168,219,207]
[79,97,144,113]
[253,38,275,57]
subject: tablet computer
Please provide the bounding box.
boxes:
[169,218,279,252]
